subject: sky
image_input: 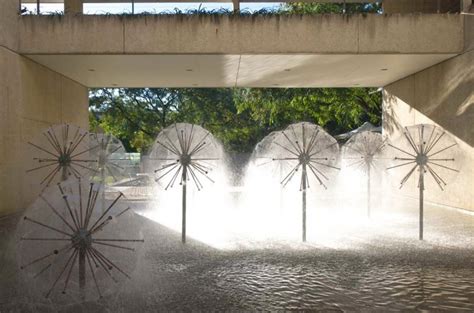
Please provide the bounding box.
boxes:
[23,2,283,14]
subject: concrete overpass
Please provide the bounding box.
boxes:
[19,14,464,88]
[0,0,473,215]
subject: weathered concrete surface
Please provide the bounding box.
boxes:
[24,53,456,88]
[465,12,474,52]
[383,50,474,211]
[0,47,88,216]
[0,0,19,51]
[1,2,88,216]
[65,0,83,15]
[358,14,464,53]
[16,13,467,89]
[18,14,464,55]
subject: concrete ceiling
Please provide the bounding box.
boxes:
[26,54,455,88]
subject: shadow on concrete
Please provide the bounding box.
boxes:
[384,51,474,147]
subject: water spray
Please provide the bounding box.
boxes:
[386,124,460,240]
[149,123,221,244]
[27,124,98,188]
[342,131,386,218]
[259,122,340,242]
[17,179,143,300]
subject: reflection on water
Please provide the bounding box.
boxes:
[212,252,474,311]
[117,233,474,312]
[2,200,474,312]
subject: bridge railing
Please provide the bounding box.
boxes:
[17,0,382,15]
[18,0,468,15]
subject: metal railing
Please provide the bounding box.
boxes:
[19,0,468,15]
[19,0,381,14]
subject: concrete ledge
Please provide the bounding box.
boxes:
[18,14,465,55]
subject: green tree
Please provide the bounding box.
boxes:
[89,88,182,152]
[234,88,382,137]
[89,87,382,154]
[171,88,265,152]
[280,2,382,14]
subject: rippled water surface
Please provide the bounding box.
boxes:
[2,202,474,312]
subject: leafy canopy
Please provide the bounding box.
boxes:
[89,87,381,153]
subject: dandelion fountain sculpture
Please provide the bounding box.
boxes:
[342,131,386,218]
[27,124,98,188]
[89,133,131,185]
[149,123,222,244]
[89,133,132,213]
[386,124,460,240]
[17,178,144,301]
[258,122,340,242]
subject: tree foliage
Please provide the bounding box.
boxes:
[89,88,182,152]
[280,2,382,14]
[234,88,381,135]
[89,87,381,154]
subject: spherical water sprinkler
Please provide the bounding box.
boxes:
[17,178,144,301]
[27,124,98,188]
[149,123,222,244]
[342,131,386,218]
[259,122,340,242]
[386,124,460,240]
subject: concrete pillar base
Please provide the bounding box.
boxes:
[65,0,83,15]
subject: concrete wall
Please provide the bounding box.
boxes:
[0,2,89,216]
[18,14,464,55]
[0,0,19,51]
[0,48,89,216]
[382,49,474,211]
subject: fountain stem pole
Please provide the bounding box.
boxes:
[367,164,371,219]
[419,168,424,241]
[79,247,86,299]
[182,167,187,244]
[101,167,106,214]
[302,164,307,242]
[61,166,68,181]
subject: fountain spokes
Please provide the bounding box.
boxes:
[256,122,340,242]
[342,131,386,219]
[27,124,98,188]
[17,179,143,301]
[387,124,460,240]
[150,123,222,243]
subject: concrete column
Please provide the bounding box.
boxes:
[0,50,89,217]
[1,0,88,217]
[382,49,474,211]
[232,0,240,13]
[0,0,19,50]
[65,0,83,15]
[462,0,473,12]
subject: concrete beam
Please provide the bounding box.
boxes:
[64,0,84,15]
[18,14,465,55]
[24,53,456,88]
